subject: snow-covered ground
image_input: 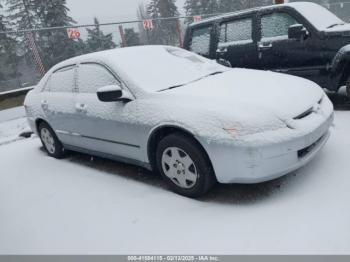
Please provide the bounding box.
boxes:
[0,107,349,255]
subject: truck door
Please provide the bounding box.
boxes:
[186,24,214,59]
[215,15,260,69]
[257,10,326,80]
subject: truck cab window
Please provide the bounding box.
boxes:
[219,18,253,47]
[189,26,212,56]
[261,12,299,40]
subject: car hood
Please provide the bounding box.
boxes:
[323,23,350,34]
[160,68,324,121]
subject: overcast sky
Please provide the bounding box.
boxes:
[66,0,186,25]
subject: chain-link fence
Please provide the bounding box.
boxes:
[1,0,350,93]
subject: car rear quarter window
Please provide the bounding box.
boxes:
[261,12,299,40]
[48,66,76,93]
[188,26,212,56]
[219,18,253,47]
[77,63,119,93]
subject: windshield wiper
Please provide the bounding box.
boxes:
[206,71,224,77]
[327,23,345,29]
[158,84,185,92]
[158,71,224,92]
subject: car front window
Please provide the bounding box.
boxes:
[77,63,119,93]
[111,47,227,93]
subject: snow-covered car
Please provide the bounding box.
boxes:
[24,46,334,197]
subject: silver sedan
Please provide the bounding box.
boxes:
[24,46,334,197]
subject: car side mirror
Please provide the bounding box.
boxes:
[97,85,132,102]
[288,24,308,41]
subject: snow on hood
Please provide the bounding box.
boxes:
[324,23,350,33]
[288,2,345,32]
[159,68,324,122]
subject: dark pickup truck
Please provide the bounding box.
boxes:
[183,2,350,97]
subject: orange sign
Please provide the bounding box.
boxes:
[67,28,81,39]
[274,0,287,4]
[143,20,154,30]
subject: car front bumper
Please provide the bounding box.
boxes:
[198,111,334,184]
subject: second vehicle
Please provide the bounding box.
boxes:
[184,2,350,97]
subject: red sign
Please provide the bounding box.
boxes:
[143,20,154,30]
[193,16,201,22]
[274,0,288,4]
[67,28,81,39]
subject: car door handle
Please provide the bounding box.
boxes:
[41,100,48,109]
[75,103,87,113]
[258,42,273,50]
[216,47,228,54]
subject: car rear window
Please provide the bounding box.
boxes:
[47,66,76,93]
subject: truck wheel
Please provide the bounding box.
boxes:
[347,76,350,98]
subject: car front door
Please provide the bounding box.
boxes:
[257,10,325,79]
[71,62,143,161]
[216,15,260,68]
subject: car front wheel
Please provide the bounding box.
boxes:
[156,133,216,198]
[38,121,65,159]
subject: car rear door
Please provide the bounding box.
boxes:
[257,9,325,78]
[71,62,142,161]
[215,14,260,68]
[42,65,78,146]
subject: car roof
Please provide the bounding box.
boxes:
[189,2,317,27]
[50,45,180,72]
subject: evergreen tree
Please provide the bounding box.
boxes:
[35,0,85,69]
[217,0,272,13]
[6,0,38,30]
[124,28,140,47]
[86,17,116,52]
[147,0,180,45]
[0,2,19,80]
[184,0,219,23]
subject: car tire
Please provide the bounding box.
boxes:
[156,133,216,198]
[38,121,65,159]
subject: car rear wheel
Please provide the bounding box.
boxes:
[156,133,216,198]
[38,122,65,159]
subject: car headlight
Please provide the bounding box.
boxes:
[223,128,237,138]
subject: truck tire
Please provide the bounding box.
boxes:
[347,75,350,98]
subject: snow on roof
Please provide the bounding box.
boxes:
[286,2,344,31]
[48,46,226,95]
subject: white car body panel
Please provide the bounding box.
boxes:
[24,46,334,184]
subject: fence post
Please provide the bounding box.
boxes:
[26,32,46,77]
[119,25,127,47]
[176,20,183,48]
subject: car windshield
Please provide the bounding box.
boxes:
[292,3,345,31]
[110,46,227,93]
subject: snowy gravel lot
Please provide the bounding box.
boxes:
[0,105,349,255]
